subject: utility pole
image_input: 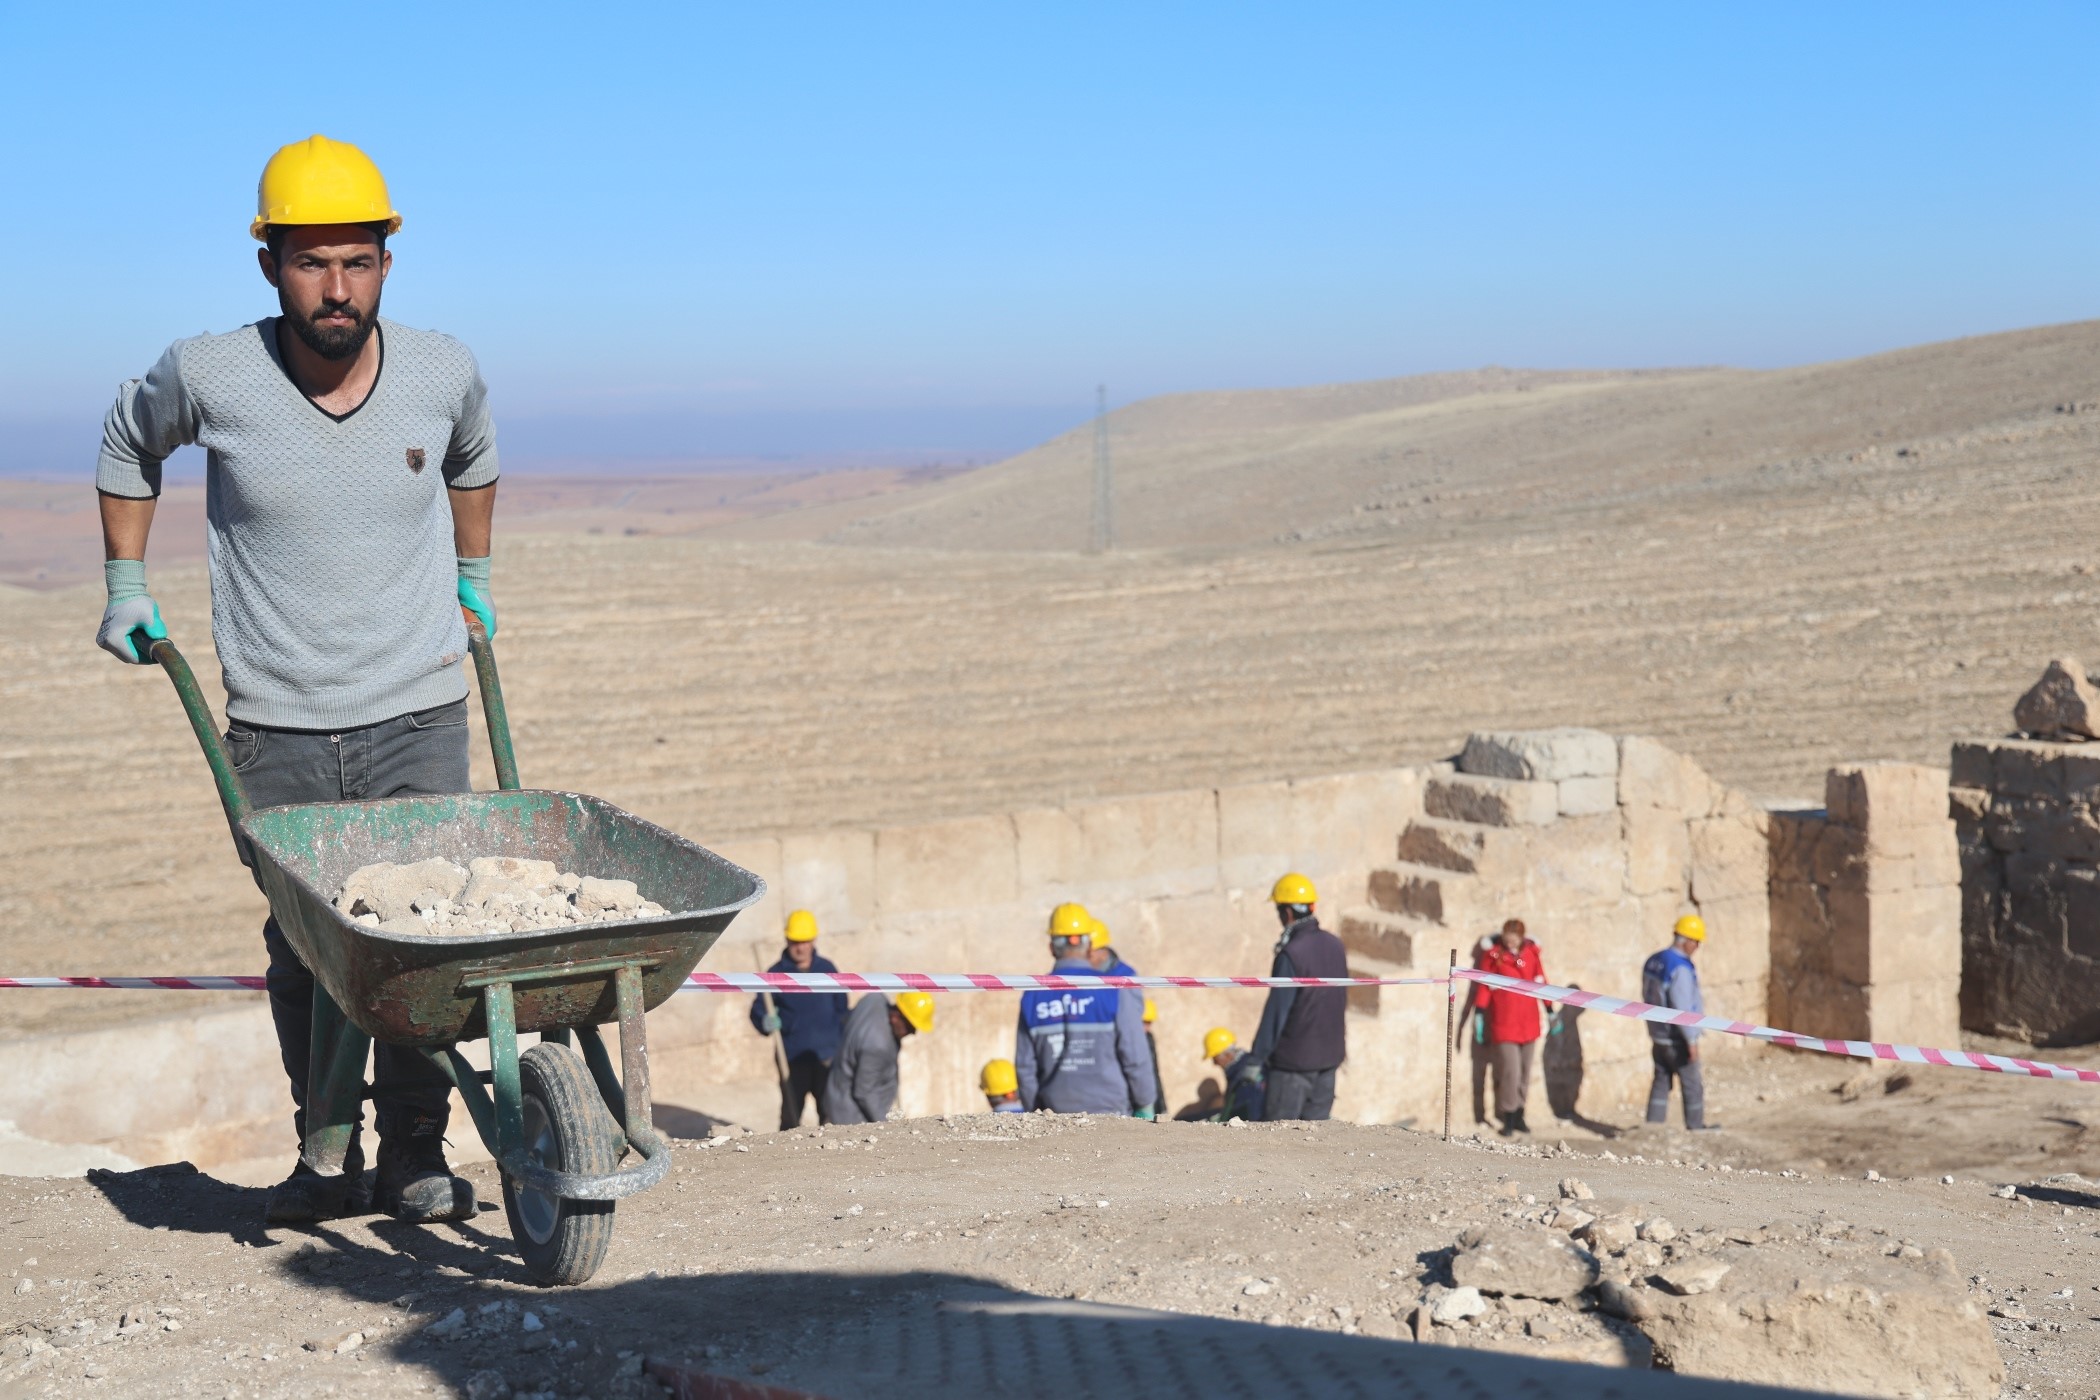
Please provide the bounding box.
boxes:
[1088,383,1113,554]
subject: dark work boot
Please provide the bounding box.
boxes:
[375,1119,476,1224]
[1508,1108,1531,1135]
[265,1140,369,1225]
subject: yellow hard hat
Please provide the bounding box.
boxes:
[1087,915,1111,951]
[1143,997,1158,1024]
[784,909,819,943]
[980,1058,1018,1097]
[893,991,934,1034]
[1271,872,1317,906]
[1202,1027,1237,1060]
[1673,914,1707,943]
[252,135,402,242]
[1048,902,1093,939]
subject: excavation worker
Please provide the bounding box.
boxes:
[1142,997,1168,1118]
[1248,873,1348,1121]
[1087,916,1136,977]
[1201,1027,1267,1123]
[1456,918,1548,1137]
[821,992,933,1125]
[1015,903,1158,1116]
[750,909,850,1129]
[1643,915,1715,1131]
[94,136,496,1227]
[981,1058,1024,1113]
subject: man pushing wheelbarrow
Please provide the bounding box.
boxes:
[92,137,758,1286]
[93,134,506,1227]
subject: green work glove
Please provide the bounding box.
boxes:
[1134,1106,1156,1121]
[457,556,496,638]
[97,559,166,664]
[761,1013,782,1035]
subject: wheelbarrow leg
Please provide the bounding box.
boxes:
[303,986,371,1176]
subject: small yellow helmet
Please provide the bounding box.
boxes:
[1271,872,1318,906]
[784,909,819,943]
[1048,902,1093,939]
[980,1058,1018,1097]
[1201,1026,1237,1060]
[1673,913,1707,943]
[1087,915,1111,951]
[252,134,402,241]
[1143,997,1158,1025]
[892,991,934,1034]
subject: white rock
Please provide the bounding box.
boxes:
[1655,1259,1732,1296]
[1431,1286,1487,1324]
[1242,1280,1272,1296]
[424,1307,467,1338]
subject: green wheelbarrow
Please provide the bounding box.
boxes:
[140,619,763,1285]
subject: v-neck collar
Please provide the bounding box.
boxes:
[265,316,386,424]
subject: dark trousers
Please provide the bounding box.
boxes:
[229,700,472,1156]
[780,1052,832,1130]
[1645,1036,1706,1129]
[1264,1066,1337,1121]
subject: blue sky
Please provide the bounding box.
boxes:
[3,2,2095,471]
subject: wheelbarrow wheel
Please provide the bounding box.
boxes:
[503,1042,621,1286]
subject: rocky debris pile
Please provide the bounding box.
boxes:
[333,856,665,937]
[2013,656,2100,740]
[1408,1179,2003,1398]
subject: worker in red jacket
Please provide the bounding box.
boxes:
[1455,918,1549,1136]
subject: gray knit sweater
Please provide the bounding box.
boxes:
[97,318,498,729]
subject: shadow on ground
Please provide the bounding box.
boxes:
[82,1160,1837,1400]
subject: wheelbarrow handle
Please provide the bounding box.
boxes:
[140,632,252,833]
[141,612,522,845]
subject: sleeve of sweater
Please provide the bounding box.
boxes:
[749,994,769,1036]
[1670,963,1704,1040]
[1115,993,1156,1113]
[1014,1007,1040,1110]
[442,350,500,488]
[96,343,199,499]
[1247,947,1297,1066]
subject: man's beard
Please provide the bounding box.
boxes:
[280,289,380,361]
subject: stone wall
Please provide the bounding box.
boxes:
[1952,737,2100,1045]
[1,732,1967,1176]
[1768,764,1962,1046]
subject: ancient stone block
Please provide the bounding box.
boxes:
[1866,977,1961,1049]
[1694,894,1770,991]
[873,815,1017,916]
[2059,748,2100,800]
[1337,906,1419,968]
[1397,818,1489,874]
[1948,742,1995,790]
[1689,815,1768,903]
[1425,773,1558,827]
[1448,1226,1599,1300]
[1825,763,1950,834]
[1557,776,1616,817]
[1460,728,1618,783]
[2013,656,2100,740]
[1617,735,1713,815]
[1992,739,2067,800]
[1624,807,1691,897]
[779,827,876,935]
[1367,863,1498,929]
[1218,767,1428,891]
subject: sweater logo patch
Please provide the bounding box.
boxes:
[406,447,426,473]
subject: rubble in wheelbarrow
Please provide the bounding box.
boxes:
[332,856,667,936]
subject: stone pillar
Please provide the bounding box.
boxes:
[1768,764,1961,1045]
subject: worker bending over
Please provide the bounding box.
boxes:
[1200,1027,1267,1123]
[1015,904,1157,1116]
[96,135,496,1226]
[820,993,933,1125]
[980,1059,1024,1113]
[750,910,850,1129]
[1643,915,1717,1131]
[1456,918,1549,1136]
[1247,874,1348,1120]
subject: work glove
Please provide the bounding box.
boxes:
[761,1013,782,1035]
[1134,1106,1156,1121]
[96,559,166,664]
[457,556,496,638]
[1243,1063,1265,1084]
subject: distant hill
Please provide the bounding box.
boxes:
[729,322,2100,552]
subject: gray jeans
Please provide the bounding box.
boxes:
[1489,1039,1537,1118]
[228,699,472,1157]
[1264,1066,1337,1121]
[1645,1035,1706,1129]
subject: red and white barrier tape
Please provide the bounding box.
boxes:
[5,969,2095,1085]
[1461,970,2100,1084]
